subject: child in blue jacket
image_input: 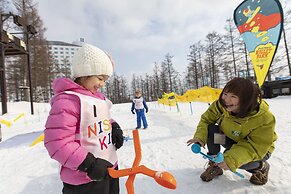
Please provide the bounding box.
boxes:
[131,90,148,129]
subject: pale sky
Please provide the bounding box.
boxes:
[34,0,288,77]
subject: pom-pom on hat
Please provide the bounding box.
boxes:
[72,43,113,78]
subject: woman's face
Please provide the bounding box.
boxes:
[80,75,109,93]
[221,92,240,114]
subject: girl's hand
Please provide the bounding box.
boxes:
[217,161,230,170]
[186,138,205,148]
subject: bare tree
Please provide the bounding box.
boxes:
[2,0,53,102]
[205,31,224,87]
[187,43,204,89]
[283,9,291,75]
[160,53,179,92]
[152,62,161,99]
[0,0,10,13]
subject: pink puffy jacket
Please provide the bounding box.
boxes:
[44,78,112,185]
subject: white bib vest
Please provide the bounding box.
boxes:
[65,91,118,165]
[133,97,144,109]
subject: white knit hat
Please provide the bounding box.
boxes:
[72,43,113,78]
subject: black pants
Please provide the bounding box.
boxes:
[62,177,119,194]
[207,124,270,172]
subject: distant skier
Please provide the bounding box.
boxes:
[131,90,148,129]
[187,77,277,185]
[44,43,124,194]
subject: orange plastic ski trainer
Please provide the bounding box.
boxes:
[108,129,177,194]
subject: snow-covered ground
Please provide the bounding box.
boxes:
[0,96,290,194]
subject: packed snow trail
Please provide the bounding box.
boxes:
[0,99,290,193]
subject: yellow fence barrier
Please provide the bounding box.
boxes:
[158,86,222,106]
[29,133,44,147]
[0,113,26,128]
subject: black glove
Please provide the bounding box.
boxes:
[145,109,148,113]
[111,122,124,149]
[131,110,135,114]
[78,153,112,181]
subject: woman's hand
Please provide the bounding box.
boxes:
[186,138,205,148]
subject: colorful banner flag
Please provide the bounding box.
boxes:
[234,0,283,87]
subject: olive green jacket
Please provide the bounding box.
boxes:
[193,100,277,172]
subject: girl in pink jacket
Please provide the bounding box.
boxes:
[44,43,124,194]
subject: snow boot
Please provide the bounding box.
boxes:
[200,161,223,182]
[249,161,270,185]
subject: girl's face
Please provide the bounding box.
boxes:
[80,75,109,93]
[221,92,240,114]
[135,93,142,98]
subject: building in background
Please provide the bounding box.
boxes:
[46,38,85,77]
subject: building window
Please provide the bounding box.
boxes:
[282,88,290,94]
